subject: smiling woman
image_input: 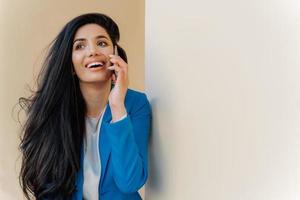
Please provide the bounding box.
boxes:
[72,24,116,91]
[18,13,151,200]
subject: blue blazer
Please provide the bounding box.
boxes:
[72,89,152,200]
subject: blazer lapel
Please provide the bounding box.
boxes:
[99,103,112,187]
[74,103,112,199]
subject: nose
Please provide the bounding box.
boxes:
[87,44,99,57]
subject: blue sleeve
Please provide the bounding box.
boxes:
[104,93,152,193]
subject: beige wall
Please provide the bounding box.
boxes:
[0,0,144,199]
[145,0,300,199]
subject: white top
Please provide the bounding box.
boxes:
[83,105,107,200]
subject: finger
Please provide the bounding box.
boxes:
[107,64,122,73]
[109,56,128,70]
[107,66,115,71]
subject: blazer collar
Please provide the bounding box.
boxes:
[99,103,112,187]
[102,102,112,123]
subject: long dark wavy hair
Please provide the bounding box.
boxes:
[18,13,127,199]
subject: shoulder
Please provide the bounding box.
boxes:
[125,88,147,101]
[124,88,151,114]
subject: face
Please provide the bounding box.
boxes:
[72,23,114,84]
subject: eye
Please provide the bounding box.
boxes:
[98,41,107,47]
[74,43,85,50]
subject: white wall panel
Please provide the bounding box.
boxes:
[145,1,300,199]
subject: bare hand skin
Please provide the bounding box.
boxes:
[108,54,129,122]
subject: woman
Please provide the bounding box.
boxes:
[19,13,151,200]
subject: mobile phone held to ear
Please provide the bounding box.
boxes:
[114,45,119,71]
[114,45,119,56]
[111,46,118,85]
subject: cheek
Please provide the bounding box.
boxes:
[72,52,83,68]
[102,47,114,56]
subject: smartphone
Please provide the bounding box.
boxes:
[111,45,118,72]
[111,46,118,85]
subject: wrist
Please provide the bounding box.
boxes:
[110,103,127,122]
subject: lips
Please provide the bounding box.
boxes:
[85,61,105,68]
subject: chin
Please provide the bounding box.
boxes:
[80,72,108,80]
[80,77,112,85]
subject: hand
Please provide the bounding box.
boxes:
[107,54,129,120]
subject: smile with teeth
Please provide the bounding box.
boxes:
[86,62,104,68]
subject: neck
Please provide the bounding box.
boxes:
[79,81,111,118]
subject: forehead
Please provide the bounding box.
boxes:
[73,23,110,40]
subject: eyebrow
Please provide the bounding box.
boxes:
[73,35,109,44]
